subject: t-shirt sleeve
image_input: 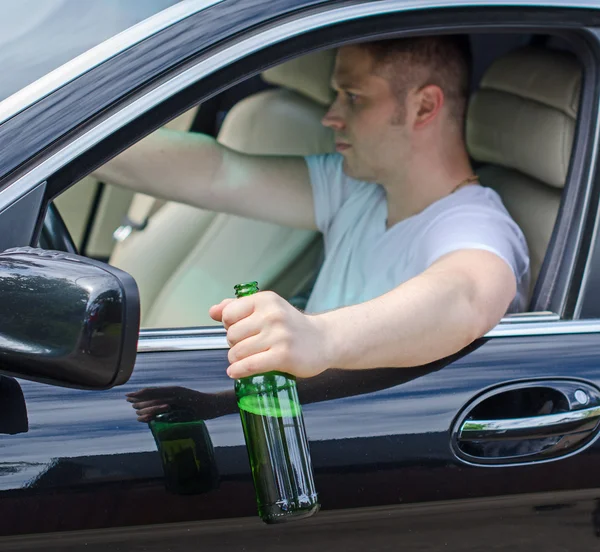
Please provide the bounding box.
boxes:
[305,154,353,233]
[419,203,530,297]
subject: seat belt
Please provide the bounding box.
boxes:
[113,194,167,242]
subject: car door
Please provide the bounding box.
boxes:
[2,1,600,551]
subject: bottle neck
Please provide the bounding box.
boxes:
[234,280,283,383]
[234,281,259,298]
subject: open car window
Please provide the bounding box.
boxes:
[47,27,590,329]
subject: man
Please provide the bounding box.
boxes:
[97,36,530,380]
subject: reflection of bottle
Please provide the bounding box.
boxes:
[149,410,219,495]
[233,281,319,524]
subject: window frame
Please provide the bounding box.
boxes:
[137,315,600,353]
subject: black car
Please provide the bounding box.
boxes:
[1,0,600,550]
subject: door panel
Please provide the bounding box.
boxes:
[1,332,600,549]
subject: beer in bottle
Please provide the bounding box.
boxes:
[149,409,219,495]
[233,281,319,523]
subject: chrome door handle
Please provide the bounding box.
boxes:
[459,405,600,442]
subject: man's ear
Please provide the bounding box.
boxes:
[413,84,444,129]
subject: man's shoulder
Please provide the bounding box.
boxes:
[434,185,509,218]
[421,185,525,246]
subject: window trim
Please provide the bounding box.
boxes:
[137,314,600,353]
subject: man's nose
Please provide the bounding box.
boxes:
[321,102,345,131]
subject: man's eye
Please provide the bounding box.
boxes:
[347,92,358,104]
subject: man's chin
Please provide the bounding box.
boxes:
[341,157,356,178]
[341,157,370,181]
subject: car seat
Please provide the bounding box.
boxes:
[110,50,336,327]
[466,46,581,306]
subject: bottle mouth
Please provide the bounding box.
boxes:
[234,281,259,297]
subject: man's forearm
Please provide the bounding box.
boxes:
[316,254,512,371]
[92,127,316,229]
[93,128,223,207]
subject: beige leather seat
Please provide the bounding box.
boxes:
[466,46,581,303]
[110,51,335,327]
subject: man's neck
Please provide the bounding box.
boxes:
[381,146,475,229]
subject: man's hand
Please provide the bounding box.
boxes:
[126,386,236,422]
[209,291,330,379]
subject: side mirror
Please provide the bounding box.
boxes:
[0,247,140,389]
[0,376,28,434]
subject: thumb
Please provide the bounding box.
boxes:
[209,298,235,322]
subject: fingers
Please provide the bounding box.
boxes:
[227,350,283,379]
[127,391,173,423]
[209,291,309,379]
[129,399,169,410]
[226,313,262,347]
[228,333,268,365]
[126,394,171,406]
[126,390,148,400]
[210,297,255,329]
[135,404,170,423]
[209,298,235,322]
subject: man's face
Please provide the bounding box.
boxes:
[322,45,413,182]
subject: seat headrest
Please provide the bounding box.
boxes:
[467,47,582,189]
[262,50,336,106]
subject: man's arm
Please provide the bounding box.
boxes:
[210,249,516,377]
[94,128,316,230]
[317,249,515,370]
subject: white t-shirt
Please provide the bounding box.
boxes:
[304,154,530,315]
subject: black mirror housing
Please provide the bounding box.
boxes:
[0,376,28,434]
[0,247,140,389]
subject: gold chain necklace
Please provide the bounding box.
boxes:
[451,174,479,194]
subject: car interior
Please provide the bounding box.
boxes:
[53,32,582,328]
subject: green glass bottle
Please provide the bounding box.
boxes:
[234,281,319,523]
[149,409,219,495]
